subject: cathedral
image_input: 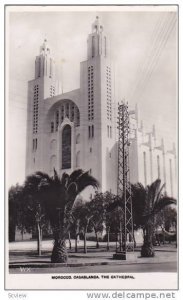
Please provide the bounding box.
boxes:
[25,17,177,198]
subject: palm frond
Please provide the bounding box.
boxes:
[131,182,146,200]
[53,168,60,184]
[75,171,99,194]
[68,169,84,184]
[60,172,69,188]
[148,179,161,206]
[156,182,166,202]
[153,197,176,214]
[67,182,78,198]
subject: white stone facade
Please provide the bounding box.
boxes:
[25,17,177,198]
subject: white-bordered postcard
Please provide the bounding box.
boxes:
[5,4,178,290]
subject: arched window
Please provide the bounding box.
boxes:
[62,125,71,169]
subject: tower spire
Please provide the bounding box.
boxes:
[87,16,108,59]
[92,16,103,34]
[35,39,55,79]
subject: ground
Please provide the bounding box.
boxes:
[8,239,177,274]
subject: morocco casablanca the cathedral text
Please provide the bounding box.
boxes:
[25,17,177,198]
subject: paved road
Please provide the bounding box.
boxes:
[10,261,177,274]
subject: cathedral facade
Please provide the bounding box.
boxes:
[25,17,177,198]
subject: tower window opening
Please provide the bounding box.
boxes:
[104,36,107,57]
[110,126,112,138]
[32,138,38,151]
[56,110,59,131]
[107,125,109,137]
[92,125,94,137]
[92,36,95,58]
[51,122,54,133]
[33,85,39,134]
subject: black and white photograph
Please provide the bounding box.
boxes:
[5,5,178,290]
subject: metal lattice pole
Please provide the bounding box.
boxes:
[115,101,134,259]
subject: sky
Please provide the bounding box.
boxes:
[6,6,178,187]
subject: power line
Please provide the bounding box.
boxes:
[128,12,177,104]
[133,15,177,102]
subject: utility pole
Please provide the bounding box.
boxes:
[113,101,134,260]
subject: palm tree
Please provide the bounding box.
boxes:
[131,179,176,257]
[24,169,99,263]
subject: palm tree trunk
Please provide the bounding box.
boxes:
[51,210,68,263]
[116,232,118,252]
[51,239,68,263]
[75,235,78,253]
[95,231,99,249]
[107,228,110,251]
[68,231,72,250]
[141,222,155,257]
[37,222,42,256]
[84,230,87,253]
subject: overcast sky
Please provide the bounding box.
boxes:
[7,6,178,187]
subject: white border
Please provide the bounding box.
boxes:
[1,1,182,299]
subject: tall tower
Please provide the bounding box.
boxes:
[80,17,118,193]
[26,39,57,176]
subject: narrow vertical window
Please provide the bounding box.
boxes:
[32,138,37,151]
[107,125,109,137]
[92,125,94,138]
[49,58,52,78]
[92,36,95,58]
[56,110,59,131]
[88,126,91,138]
[110,126,112,138]
[51,122,54,133]
[104,36,107,57]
